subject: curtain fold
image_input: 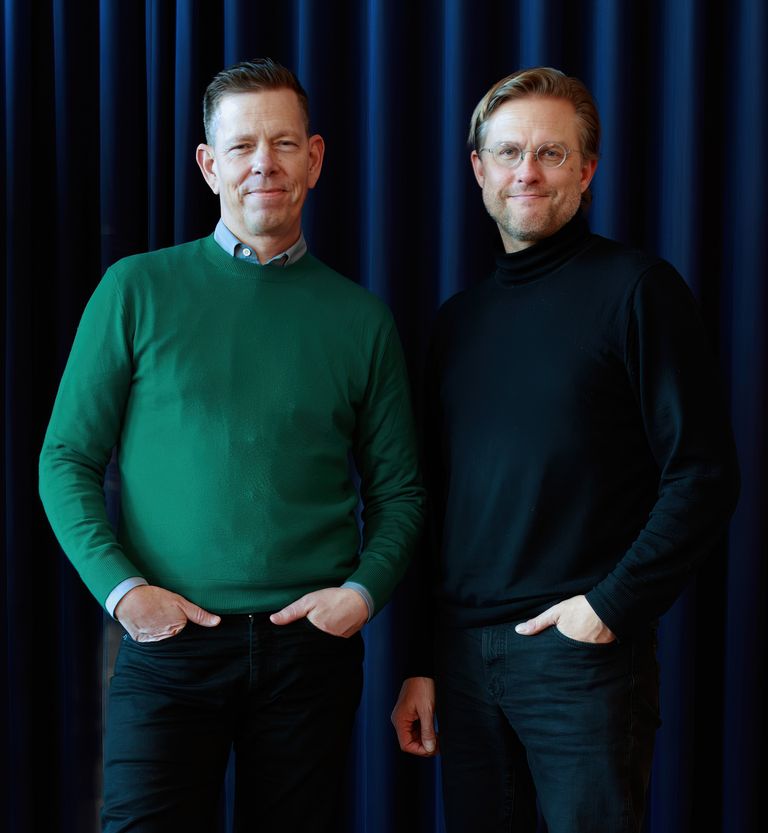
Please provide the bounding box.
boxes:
[721,4,767,833]
[3,2,764,831]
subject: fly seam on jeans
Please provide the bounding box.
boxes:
[247,614,254,691]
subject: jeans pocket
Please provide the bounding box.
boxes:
[551,624,619,651]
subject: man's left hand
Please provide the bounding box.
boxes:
[514,594,616,644]
[270,587,368,637]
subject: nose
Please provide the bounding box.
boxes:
[515,153,541,183]
[249,143,279,176]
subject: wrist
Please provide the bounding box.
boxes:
[107,577,148,618]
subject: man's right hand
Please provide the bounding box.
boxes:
[114,585,221,643]
[391,676,438,756]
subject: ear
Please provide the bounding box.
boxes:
[470,150,485,189]
[579,157,598,194]
[307,134,325,189]
[196,144,219,195]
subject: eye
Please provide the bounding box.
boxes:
[496,144,521,160]
[276,140,299,151]
[538,143,567,165]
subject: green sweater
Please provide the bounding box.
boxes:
[39,236,424,614]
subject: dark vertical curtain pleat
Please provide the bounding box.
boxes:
[722,4,768,833]
[99,0,147,267]
[649,6,699,832]
[588,0,625,240]
[146,0,177,252]
[438,1,470,304]
[174,2,211,244]
[4,2,34,826]
[2,2,765,831]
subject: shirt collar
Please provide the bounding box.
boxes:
[213,219,308,266]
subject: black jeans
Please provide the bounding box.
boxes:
[435,621,660,833]
[102,613,364,833]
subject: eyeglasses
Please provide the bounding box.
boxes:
[478,142,576,169]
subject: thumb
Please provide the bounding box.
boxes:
[419,712,437,754]
[515,605,558,636]
[270,595,312,626]
[180,598,221,627]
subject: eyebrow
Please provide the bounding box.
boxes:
[224,129,303,143]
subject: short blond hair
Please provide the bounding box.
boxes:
[469,66,600,159]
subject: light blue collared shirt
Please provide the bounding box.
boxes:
[213,219,308,266]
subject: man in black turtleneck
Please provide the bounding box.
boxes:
[391,68,739,833]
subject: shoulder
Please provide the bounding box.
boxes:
[588,235,695,302]
[565,234,696,320]
[575,235,670,288]
[433,277,494,330]
[582,234,686,289]
[99,238,218,311]
[296,254,396,326]
[585,234,662,270]
[107,238,209,281]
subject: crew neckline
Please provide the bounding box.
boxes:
[199,234,311,282]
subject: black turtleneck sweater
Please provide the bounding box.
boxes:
[425,213,739,639]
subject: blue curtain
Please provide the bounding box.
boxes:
[3,1,765,831]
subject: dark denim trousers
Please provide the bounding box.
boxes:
[102,613,363,833]
[435,621,660,833]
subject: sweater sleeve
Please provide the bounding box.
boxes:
[39,269,144,606]
[345,319,426,615]
[585,263,740,637]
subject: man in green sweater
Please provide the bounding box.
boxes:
[392,68,739,832]
[40,59,423,832]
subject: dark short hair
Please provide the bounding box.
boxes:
[203,58,310,144]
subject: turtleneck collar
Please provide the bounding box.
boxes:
[494,211,593,286]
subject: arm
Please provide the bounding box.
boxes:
[271,317,425,635]
[39,269,141,603]
[39,268,218,637]
[522,264,740,641]
[346,320,426,611]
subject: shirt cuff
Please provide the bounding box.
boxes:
[105,577,149,618]
[341,581,374,621]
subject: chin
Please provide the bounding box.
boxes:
[243,213,283,236]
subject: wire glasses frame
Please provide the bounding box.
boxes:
[478,142,577,169]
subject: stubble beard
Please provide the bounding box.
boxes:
[486,187,583,246]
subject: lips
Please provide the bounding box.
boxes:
[240,177,288,197]
[243,188,288,204]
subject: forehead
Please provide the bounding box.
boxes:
[213,88,305,142]
[484,96,580,146]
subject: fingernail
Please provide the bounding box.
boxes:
[515,623,530,634]
[425,740,435,753]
